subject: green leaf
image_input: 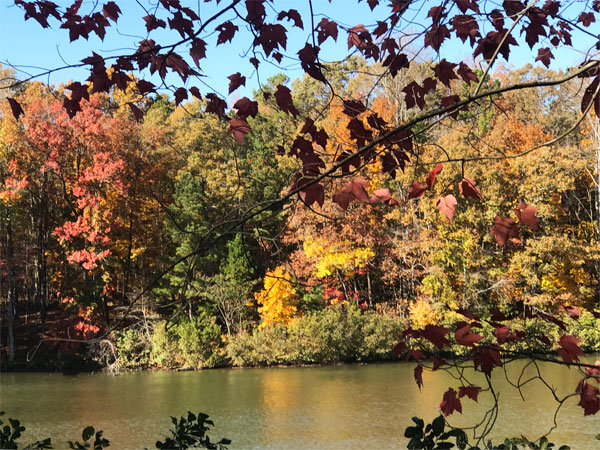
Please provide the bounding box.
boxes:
[82,426,94,442]
[412,417,425,429]
[432,415,445,437]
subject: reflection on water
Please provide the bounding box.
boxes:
[0,361,598,449]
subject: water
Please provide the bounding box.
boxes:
[1,361,598,449]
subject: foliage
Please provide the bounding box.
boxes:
[68,427,110,450]
[0,412,51,450]
[115,327,152,370]
[155,412,230,450]
[254,266,299,329]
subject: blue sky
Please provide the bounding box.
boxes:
[1,0,595,103]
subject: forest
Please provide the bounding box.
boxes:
[1,0,600,446]
[1,59,599,372]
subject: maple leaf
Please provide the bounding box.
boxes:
[426,163,443,189]
[245,0,265,27]
[333,177,370,210]
[7,98,24,120]
[436,195,457,220]
[127,102,143,121]
[277,9,303,29]
[577,380,600,415]
[227,72,246,94]
[408,181,426,199]
[557,335,584,364]
[578,12,596,27]
[402,78,436,110]
[514,202,538,230]
[474,29,518,61]
[256,24,287,57]
[190,38,207,67]
[274,84,299,116]
[421,324,451,349]
[299,182,325,208]
[368,188,395,205]
[102,2,120,22]
[560,305,581,319]
[473,347,502,377]
[458,385,481,401]
[316,18,338,45]
[581,76,600,116]
[431,355,446,370]
[425,24,451,52]
[143,14,166,32]
[439,388,462,416]
[227,118,252,145]
[393,342,406,359]
[173,87,188,105]
[234,97,258,118]
[490,216,519,246]
[459,177,482,200]
[189,86,201,99]
[136,79,155,95]
[215,21,238,45]
[535,47,554,68]
[342,99,367,117]
[414,365,424,391]
[205,93,227,117]
[455,324,483,347]
[433,59,458,87]
[457,62,478,84]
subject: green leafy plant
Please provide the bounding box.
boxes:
[0,411,52,450]
[155,412,230,450]
[68,426,110,450]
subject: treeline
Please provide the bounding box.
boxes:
[0,59,599,371]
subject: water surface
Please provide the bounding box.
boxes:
[1,361,598,448]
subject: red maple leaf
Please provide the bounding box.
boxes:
[274,84,299,116]
[215,21,238,45]
[143,14,166,32]
[577,380,600,415]
[173,87,188,105]
[333,177,370,210]
[190,38,207,67]
[408,181,426,199]
[227,118,251,145]
[421,324,451,349]
[316,18,338,45]
[458,385,481,401]
[514,202,538,230]
[7,98,24,120]
[234,97,258,119]
[459,177,482,200]
[557,335,584,364]
[490,216,520,246]
[455,324,483,347]
[228,72,246,94]
[439,388,462,416]
[473,347,502,377]
[414,365,424,390]
[426,163,443,189]
[436,194,457,220]
[277,9,303,29]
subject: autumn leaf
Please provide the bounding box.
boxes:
[577,380,600,415]
[436,194,457,220]
[227,118,252,144]
[459,177,483,200]
[421,324,451,349]
[490,216,519,246]
[414,365,424,390]
[274,84,299,116]
[514,202,538,230]
[426,163,443,189]
[439,388,462,416]
[458,385,481,402]
[228,72,246,94]
[454,324,483,347]
[557,335,584,364]
[7,98,24,120]
[408,181,426,199]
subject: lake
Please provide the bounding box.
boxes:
[1,361,598,448]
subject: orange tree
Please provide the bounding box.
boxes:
[2,0,600,444]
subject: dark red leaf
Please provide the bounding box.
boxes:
[234,97,258,119]
[459,177,483,200]
[421,324,451,349]
[425,24,451,52]
[455,324,483,347]
[173,87,188,105]
[333,177,370,210]
[581,76,600,114]
[277,9,303,29]
[577,380,600,415]
[408,181,426,199]
[414,365,424,391]
[227,117,252,145]
[439,388,462,416]
[431,355,446,370]
[189,86,202,99]
[458,385,481,402]
[473,347,502,377]
[205,93,227,117]
[299,182,325,208]
[436,195,457,220]
[490,216,520,246]
[578,12,596,27]
[433,59,458,87]
[457,62,478,84]
[102,1,120,22]
[274,84,298,116]
[128,102,143,120]
[143,15,166,32]
[535,47,554,68]
[557,335,584,364]
[426,163,443,189]
[7,98,24,120]
[343,99,366,117]
[190,38,207,67]
[255,24,287,57]
[403,78,436,110]
[215,21,238,45]
[228,72,246,94]
[393,342,406,359]
[514,202,538,230]
[316,18,338,45]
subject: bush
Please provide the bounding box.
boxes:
[151,315,225,369]
[226,305,406,366]
[115,327,152,370]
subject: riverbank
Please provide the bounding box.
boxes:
[2,305,600,374]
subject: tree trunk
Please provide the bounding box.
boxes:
[6,206,16,362]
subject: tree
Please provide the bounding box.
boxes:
[2,0,600,442]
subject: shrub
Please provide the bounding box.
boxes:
[115,327,152,370]
[176,314,224,369]
[151,321,180,368]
